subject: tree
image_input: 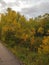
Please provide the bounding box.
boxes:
[40,36,49,54]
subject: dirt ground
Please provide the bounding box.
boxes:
[0,43,22,65]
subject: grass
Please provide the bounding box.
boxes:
[6,45,49,65]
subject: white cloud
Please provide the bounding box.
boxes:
[11,6,22,12]
[0,0,49,18]
[21,1,49,18]
[3,0,16,3]
[0,3,2,6]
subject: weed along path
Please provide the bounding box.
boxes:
[0,43,22,65]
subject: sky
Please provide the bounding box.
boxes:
[0,0,49,18]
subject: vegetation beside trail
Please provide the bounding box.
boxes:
[0,8,49,65]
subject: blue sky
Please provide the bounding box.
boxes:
[0,0,49,18]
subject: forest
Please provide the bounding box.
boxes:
[0,8,49,65]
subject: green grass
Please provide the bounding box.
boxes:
[6,45,49,65]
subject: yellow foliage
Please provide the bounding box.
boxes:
[46,30,49,35]
[31,28,35,35]
[40,36,49,54]
[22,33,29,41]
[38,27,44,34]
[30,36,35,45]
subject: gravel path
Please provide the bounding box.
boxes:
[0,43,22,65]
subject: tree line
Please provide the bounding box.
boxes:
[0,8,49,54]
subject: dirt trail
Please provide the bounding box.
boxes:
[0,43,22,65]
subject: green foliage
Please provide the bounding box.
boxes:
[0,8,49,65]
